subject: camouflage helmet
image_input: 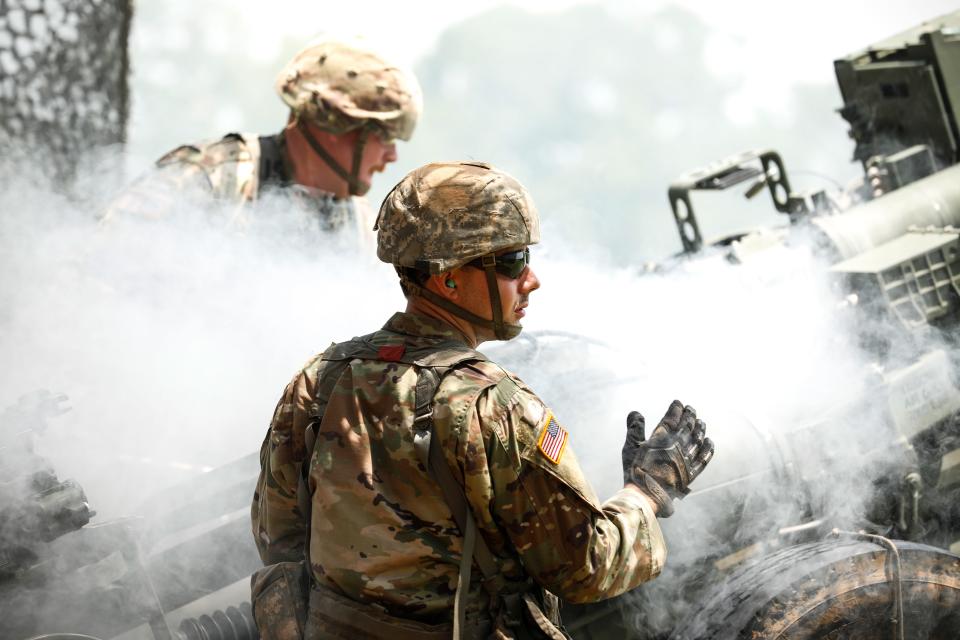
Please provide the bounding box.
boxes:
[375,161,541,274]
[275,36,422,142]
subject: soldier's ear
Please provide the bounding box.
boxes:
[442,271,460,299]
[427,272,458,300]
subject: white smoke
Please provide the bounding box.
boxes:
[0,163,928,530]
[2,158,950,636]
[490,232,867,494]
[0,171,399,518]
[483,218,957,634]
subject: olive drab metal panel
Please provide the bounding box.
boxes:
[835,11,960,171]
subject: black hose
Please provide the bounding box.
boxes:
[176,603,258,640]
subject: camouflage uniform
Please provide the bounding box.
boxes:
[101,36,420,239]
[252,161,674,638]
[252,312,666,634]
[99,132,372,238]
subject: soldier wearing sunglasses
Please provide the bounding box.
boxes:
[251,161,715,639]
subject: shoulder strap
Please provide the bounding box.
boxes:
[296,337,486,542]
[296,354,354,564]
[294,337,499,638]
[412,362,504,639]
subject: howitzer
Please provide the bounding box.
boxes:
[77,10,960,640]
[548,9,960,639]
[9,9,960,640]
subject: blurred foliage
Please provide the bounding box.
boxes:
[128,2,858,263]
[383,4,857,262]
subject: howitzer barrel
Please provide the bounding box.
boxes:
[812,164,960,260]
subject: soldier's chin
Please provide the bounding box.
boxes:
[500,322,524,341]
[353,179,372,196]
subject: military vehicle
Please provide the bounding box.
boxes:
[5,8,960,640]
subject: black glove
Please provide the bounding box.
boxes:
[623,400,715,517]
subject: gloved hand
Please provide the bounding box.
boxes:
[621,410,646,485]
[622,400,715,517]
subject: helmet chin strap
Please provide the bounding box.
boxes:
[478,254,521,340]
[400,260,522,341]
[296,120,371,196]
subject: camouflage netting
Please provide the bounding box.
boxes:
[0,0,132,189]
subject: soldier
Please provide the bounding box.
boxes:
[101,36,421,239]
[251,161,715,639]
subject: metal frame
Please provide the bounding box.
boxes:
[668,149,795,254]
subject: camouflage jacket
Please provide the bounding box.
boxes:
[252,312,666,622]
[100,132,375,243]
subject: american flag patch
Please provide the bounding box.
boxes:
[537,411,568,464]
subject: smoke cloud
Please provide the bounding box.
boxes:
[486,218,953,633]
[492,231,865,491]
[1,153,950,635]
[0,168,399,518]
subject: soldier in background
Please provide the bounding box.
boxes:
[101,36,421,241]
[251,161,715,639]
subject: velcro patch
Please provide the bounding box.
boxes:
[377,344,406,362]
[537,411,568,465]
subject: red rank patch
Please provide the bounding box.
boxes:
[377,344,406,362]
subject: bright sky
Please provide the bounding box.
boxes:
[124,0,960,174]
[232,0,959,77]
[202,0,960,126]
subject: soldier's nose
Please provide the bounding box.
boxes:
[522,266,540,293]
[383,143,398,164]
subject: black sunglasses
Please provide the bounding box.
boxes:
[466,248,531,279]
